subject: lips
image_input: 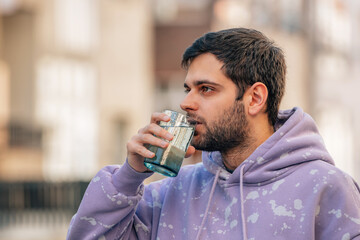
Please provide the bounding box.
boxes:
[187,117,201,126]
[187,117,203,136]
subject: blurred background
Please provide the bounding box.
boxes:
[0,0,359,239]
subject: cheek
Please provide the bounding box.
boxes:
[199,94,236,122]
[206,104,227,120]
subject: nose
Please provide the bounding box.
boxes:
[180,91,198,112]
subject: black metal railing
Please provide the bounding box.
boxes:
[8,122,43,149]
[0,181,89,229]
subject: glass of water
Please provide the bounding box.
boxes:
[144,110,195,177]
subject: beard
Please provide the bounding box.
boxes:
[189,101,250,152]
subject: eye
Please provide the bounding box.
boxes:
[184,88,190,94]
[200,86,213,93]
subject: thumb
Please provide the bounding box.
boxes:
[185,145,196,158]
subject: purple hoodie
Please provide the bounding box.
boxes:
[67,107,360,239]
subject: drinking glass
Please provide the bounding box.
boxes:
[144,110,195,177]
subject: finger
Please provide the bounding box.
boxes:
[185,145,196,158]
[150,112,170,124]
[140,123,173,141]
[127,140,155,158]
[138,133,169,149]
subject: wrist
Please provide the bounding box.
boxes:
[112,160,153,195]
[127,156,151,173]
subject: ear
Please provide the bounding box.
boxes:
[245,82,268,116]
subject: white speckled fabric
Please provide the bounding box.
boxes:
[67,107,360,240]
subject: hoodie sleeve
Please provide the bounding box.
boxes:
[315,171,360,239]
[66,161,155,240]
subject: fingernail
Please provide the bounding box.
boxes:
[160,141,167,147]
[166,133,173,140]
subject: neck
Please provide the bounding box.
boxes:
[220,142,255,171]
[221,121,274,171]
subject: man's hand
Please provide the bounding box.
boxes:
[126,112,195,173]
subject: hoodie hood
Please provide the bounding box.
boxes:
[203,107,334,186]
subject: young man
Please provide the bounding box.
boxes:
[67,28,360,240]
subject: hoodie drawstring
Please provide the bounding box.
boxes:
[195,165,247,240]
[195,168,221,240]
[240,164,247,240]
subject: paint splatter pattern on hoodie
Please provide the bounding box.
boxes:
[67,107,360,240]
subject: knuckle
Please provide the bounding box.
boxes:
[126,139,136,150]
[138,127,146,134]
[131,134,140,142]
[126,140,131,148]
[145,124,156,135]
[151,112,158,118]
[149,122,158,129]
[139,134,148,142]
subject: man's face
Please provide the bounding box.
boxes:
[180,53,250,152]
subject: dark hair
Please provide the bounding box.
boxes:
[182,28,286,126]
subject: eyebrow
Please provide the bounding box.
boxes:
[183,80,222,88]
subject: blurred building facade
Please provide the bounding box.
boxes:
[0,0,154,182]
[0,0,154,238]
[0,0,359,239]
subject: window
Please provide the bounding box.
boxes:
[35,57,98,180]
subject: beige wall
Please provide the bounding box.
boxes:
[0,61,9,150]
[2,10,36,123]
[97,0,154,167]
[263,29,310,112]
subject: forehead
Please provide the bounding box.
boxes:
[184,53,233,87]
